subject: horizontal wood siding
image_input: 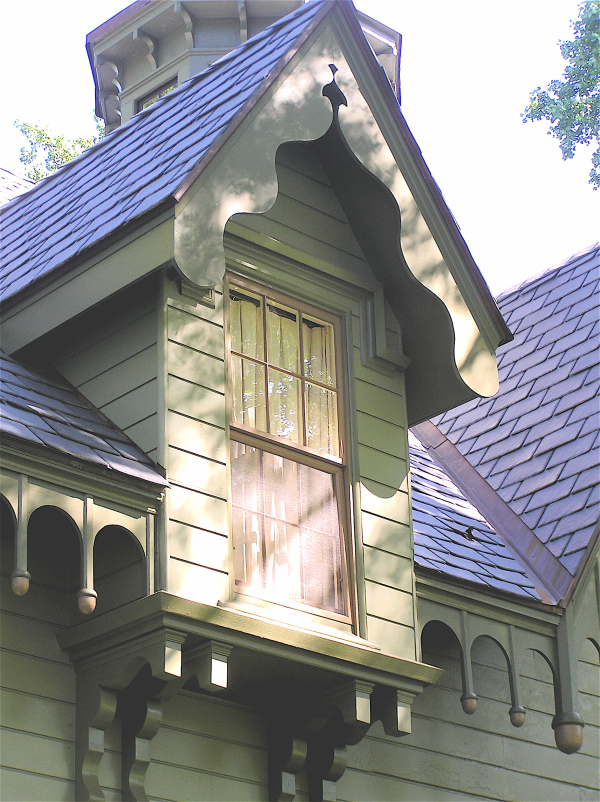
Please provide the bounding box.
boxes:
[1,559,76,801]
[165,286,229,605]
[44,284,159,457]
[145,692,268,801]
[353,328,414,658]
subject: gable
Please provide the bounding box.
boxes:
[1,0,508,427]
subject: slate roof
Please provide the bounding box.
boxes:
[0,168,34,206]
[0,350,166,487]
[435,244,600,577]
[0,0,328,303]
[409,433,540,600]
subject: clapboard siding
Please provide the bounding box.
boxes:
[0,767,73,802]
[335,638,600,801]
[145,692,268,802]
[1,568,76,801]
[41,283,160,457]
[165,288,229,603]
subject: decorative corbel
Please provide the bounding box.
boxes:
[11,474,31,595]
[268,728,307,802]
[121,668,164,802]
[134,28,159,70]
[371,685,413,737]
[72,628,187,800]
[183,639,233,691]
[268,680,375,802]
[76,678,119,802]
[173,1,194,48]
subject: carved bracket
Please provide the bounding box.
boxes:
[268,679,418,802]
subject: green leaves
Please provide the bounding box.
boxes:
[14,117,104,182]
[522,0,600,189]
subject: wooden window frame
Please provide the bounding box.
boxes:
[226,273,353,624]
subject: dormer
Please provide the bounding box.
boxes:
[0,2,520,798]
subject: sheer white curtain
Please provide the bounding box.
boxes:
[230,288,346,616]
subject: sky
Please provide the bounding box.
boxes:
[0,0,598,295]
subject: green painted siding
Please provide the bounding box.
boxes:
[21,279,160,459]
[165,284,229,606]
[145,693,268,802]
[336,636,600,802]
[1,559,76,800]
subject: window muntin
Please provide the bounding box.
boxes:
[229,287,339,457]
[228,280,349,619]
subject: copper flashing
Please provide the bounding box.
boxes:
[412,420,573,604]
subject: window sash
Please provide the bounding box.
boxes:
[227,277,351,622]
[229,283,340,459]
[231,440,349,618]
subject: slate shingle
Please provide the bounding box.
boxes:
[0,0,327,302]
[436,245,600,576]
[409,434,539,600]
[0,351,165,487]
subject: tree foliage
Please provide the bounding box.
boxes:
[14,118,104,182]
[522,0,600,189]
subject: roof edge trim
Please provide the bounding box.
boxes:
[412,420,573,604]
[334,0,511,349]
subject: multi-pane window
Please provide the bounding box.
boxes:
[228,281,350,618]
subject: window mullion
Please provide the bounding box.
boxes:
[299,311,307,446]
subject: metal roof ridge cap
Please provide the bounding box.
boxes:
[173,0,336,203]
[412,420,573,604]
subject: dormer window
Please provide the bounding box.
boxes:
[228,279,351,620]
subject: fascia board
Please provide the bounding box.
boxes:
[0,213,174,354]
[415,573,561,636]
[1,442,165,511]
[331,2,511,351]
[57,590,443,689]
[87,1,174,54]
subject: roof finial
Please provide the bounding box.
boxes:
[322,63,347,115]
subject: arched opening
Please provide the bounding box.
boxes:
[470,634,512,708]
[27,505,82,625]
[94,526,146,615]
[519,647,556,720]
[420,620,463,693]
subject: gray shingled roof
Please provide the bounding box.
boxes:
[0,168,34,206]
[0,351,166,487]
[409,433,540,600]
[435,244,600,576]
[0,0,327,303]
